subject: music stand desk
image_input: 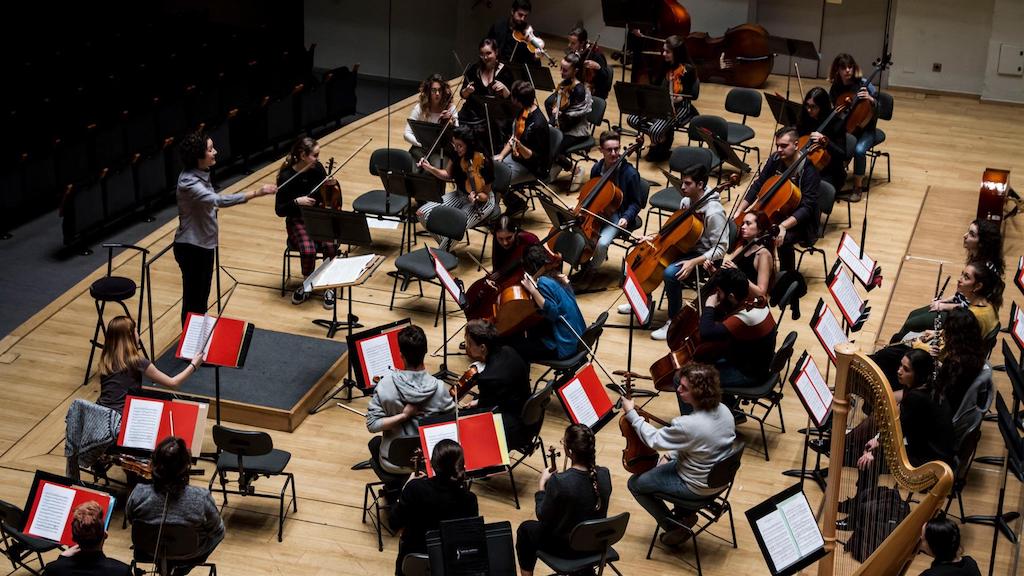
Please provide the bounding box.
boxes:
[693,126,751,173]
[408,119,449,152]
[613,81,675,119]
[507,62,555,92]
[767,36,820,62]
[764,92,803,128]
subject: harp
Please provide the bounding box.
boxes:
[818,343,954,575]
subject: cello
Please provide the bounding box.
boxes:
[618,373,669,474]
[625,175,739,295]
[685,23,773,88]
[464,251,561,336]
[548,136,644,264]
[835,54,892,136]
[735,131,831,228]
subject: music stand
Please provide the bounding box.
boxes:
[766,36,819,135]
[613,81,675,137]
[601,0,659,130]
[469,94,515,157]
[379,171,446,253]
[507,62,555,92]
[408,118,451,157]
[538,194,577,231]
[764,92,803,128]
[692,126,752,173]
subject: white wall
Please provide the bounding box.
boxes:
[982,0,1024,103]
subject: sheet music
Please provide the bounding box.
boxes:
[755,510,801,571]
[27,483,75,542]
[622,272,650,325]
[828,268,863,325]
[180,315,217,360]
[122,398,164,449]
[431,250,463,305]
[1014,306,1024,347]
[837,233,876,285]
[358,333,396,386]
[563,378,600,427]
[366,218,400,230]
[422,422,460,458]
[794,358,833,427]
[814,305,848,362]
[307,254,377,290]
[777,491,824,556]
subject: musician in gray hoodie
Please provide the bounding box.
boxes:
[366,325,455,475]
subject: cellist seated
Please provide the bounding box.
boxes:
[506,245,587,364]
[622,363,736,547]
[696,268,776,415]
[736,126,820,274]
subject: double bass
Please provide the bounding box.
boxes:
[548,136,644,264]
[627,0,691,85]
[685,23,773,88]
[625,175,739,295]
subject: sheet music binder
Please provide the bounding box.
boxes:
[554,363,616,433]
[788,351,833,429]
[744,482,826,576]
[810,298,848,364]
[176,313,254,369]
[21,470,116,547]
[117,394,209,455]
[418,411,510,476]
[346,318,411,389]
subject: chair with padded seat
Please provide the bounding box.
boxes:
[352,148,414,250]
[401,552,430,576]
[563,96,609,177]
[130,522,217,576]
[536,512,629,576]
[723,88,762,167]
[685,115,727,187]
[506,128,562,215]
[207,425,297,542]
[500,384,556,509]
[864,91,893,192]
[532,312,608,392]
[363,435,422,552]
[795,180,835,279]
[644,146,716,236]
[83,243,150,386]
[645,438,746,575]
[0,499,62,576]
[388,205,467,325]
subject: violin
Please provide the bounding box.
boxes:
[547,445,560,474]
[116,454,153,480]
[461,153,488,203]
[411,448,426,476]
[570,37,602,89]
[625,175,739,295]
[453,365,480,400]
[510,108,530,158]
[685,23,773,88]
[548,136,644,264]
[512,26,557,67]
[835,54,892,136]
[618,374,669,474]
[626,0,691,85]
[550,80,575,128]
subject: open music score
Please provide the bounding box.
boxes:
[349,318,410,390]
[788,352,833,429]
[418,412,510,476]
[21,471,115,546]
[1014,255,1024,295]
[837,232,877,287]
[811,299,848,364]
[176,312,253,369]
[622,263,651,325]
[117,395,208,455]
[429,248,466,308]
[826,262,865,326]
[1010,302,1024,352]
[555,363,615,432]
[305,253,380,292]
[745,483,826,576]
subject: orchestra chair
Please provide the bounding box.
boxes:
[553,229,587,276]
[722,88,762,167]
[794,180,835,279]
[771,279,801,335]
[388,205,467,326]
[0,500,62,576]
[983,323,1001,360]
[466,160,510,265]
[644,438,746,575]
[207,425,297,543]
[281,239,328,296]
[563,95,610,177]
[400,553,430,576]
[832,134,858,228]
[506,129,562,215]
[685,115,726,187]
[363,435,421,552]
[352,148,414,250]
[532,311,608,393]
[944,421,983,521]
[722,331,797,461]
[643,146,715,236]
[130,522,217,576]
[536,512,630,576]
[502,384,556,508]
[83,242,149,386]
[864,91,893,192]
[609,179,651,253]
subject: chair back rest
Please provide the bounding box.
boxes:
[492,159,512,194]
[425,205,470,241]
[568,511,630,554]
[582,311,609,351]
[554,231,587,268]
[690,75,701,101]
[520,384,554,428]
[706,438,746,490]
[544,128,563,176]
[724,88,762,120]
[588,96,607,129]
[769,331,798,376]
[953,421,983,484]
[369,148,414,176]
[389,435,423,468]
[0,500,24,531]
[876,91,894,121]
[727,220,738,247]
[668,146,714,174]
[212,425,273,458]
[688,115,728,142]
[131,522,202,561]
[953,365,994,446]
[401,552,431,576]
[983,323,1001,359]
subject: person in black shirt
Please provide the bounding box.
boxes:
[497,80,550,202]
[391,439,479,576]
[43,501,132,576]
[736,126,821,273]
[796,87,847,193]
[919,515,982,576]
[462,319,531,447]
[625,35,699,161]
[516,424,612,576]
[486,0,535,66]
[459,38,514,149]
[567,24,612,99]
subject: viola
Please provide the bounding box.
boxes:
[117,454,153,480]
[548,136,644,264]
[618,374,669,474]
[453,365,480,400]
[835,54,893,136]
[547,445,560,474]
[461,153,488,203]
[550,80,576,128]
[410,448,426,476]
[510,108,530,158]
[571,39,602,90]
[685,23,773,88]
[625,175,739,295]
[512,26,557,67]
[627,0,691,85]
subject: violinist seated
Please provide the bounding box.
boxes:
[625,35,699,162]
[797,87,848,194]
[462,319,532,448]
[458,38,513,134]
[696,268,777,413]
[703,210,776,300]
[496,80,551,200]
[642,164,729,341]
[405,73,457,165]
[571,131,644,281]
[274,136,337,308]
[736,126,820,274]
[622,363,736,547]
[486,0,537,66]
[545,53,593,186]
[417,127,498,251]
[828,53,878,198]
[365,326,456,487]
[507,245,587,364]
[516,424,612,576]
[567,24,612,100]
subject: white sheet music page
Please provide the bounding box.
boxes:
[1013,305,1024,348]
[359,333,396,386]
[431,249,464,304]
[755,510,801,572]
[777,491,824,556]
[563,377,600,427]
[309,254,377,290]
[422,422,460,459]
[180,314,216,360]
[122,398,164,449]
[27,483,75,542]
[837,233,876,286]
[828,267,863,325]
[802,357,833,427]
[622,267,650,325]
[814,304,848,363]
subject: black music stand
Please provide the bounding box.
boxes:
[469,94,515,157]
[764,92,803,128]
[379,171,446,253]
[692,126,752,173]
[613,81,675,137]
[300,207,375,338]
[601,0,659,130]
[782,351,830,492]
[507,62,555,92]
[767,37,819,101]
[408,118,451,159]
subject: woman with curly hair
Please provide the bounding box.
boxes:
[405,73,457,163]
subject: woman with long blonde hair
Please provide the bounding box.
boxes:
[97,316,203,413]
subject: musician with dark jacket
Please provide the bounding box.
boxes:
[497,81,550,195]
[463,319,532,447]
[486,0,535,66]
[736,126,820,273]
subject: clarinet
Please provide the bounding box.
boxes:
[929,311,944,386]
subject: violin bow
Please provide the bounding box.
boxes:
[423,60,476,160]
[276,158,318,192]
[307,138,373,198]
[465,252,493,276]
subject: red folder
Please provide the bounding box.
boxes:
[117,395,207,455]
[23,475,115,546]
[418,413,510,476]
[556,363,614,429]
[175,313,253,368]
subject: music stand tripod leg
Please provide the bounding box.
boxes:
[310,286,367,413]
[312,286,364,338]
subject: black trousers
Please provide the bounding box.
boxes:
[174,243,215,327]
